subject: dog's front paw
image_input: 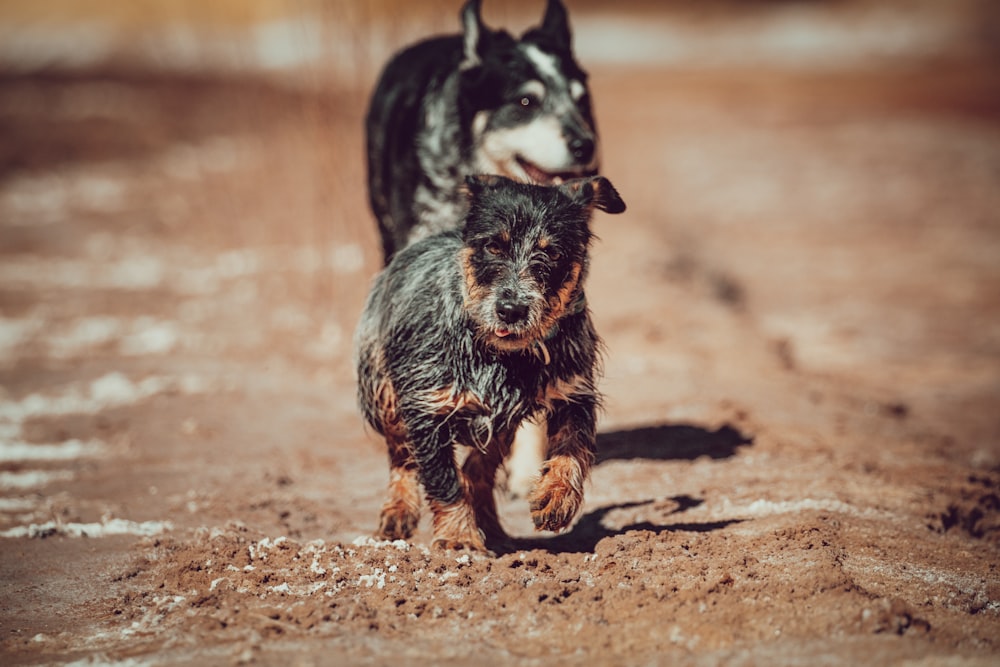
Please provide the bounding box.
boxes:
[429,498,490,553]
[528,456,585,533]
[432,537,494,556]
[377,501,421,540]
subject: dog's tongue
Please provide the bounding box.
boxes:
[519,159,558,186]
[495,328,512,338]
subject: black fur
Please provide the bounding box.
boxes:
[355,175,625,552]
[365,0,599,265]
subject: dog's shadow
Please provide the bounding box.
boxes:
[504,422,753,554]
[594,422,752,464]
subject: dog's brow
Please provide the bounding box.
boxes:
[522,44,561,84]
[518,80,546,101]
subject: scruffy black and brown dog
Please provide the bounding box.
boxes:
[355,175,625,552]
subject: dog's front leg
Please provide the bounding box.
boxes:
[528,397,597,533]
[376,429,423,541]
[404,413,489,553]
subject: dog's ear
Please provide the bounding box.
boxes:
[462,173,506,197]
[460,0,485,69]
[535,0,572,51]
[561,176,626,215]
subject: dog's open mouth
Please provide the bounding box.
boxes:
[516,157,589,186]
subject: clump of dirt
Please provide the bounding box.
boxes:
[928,473,1000,543]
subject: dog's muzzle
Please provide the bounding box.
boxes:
[495,296,531,328]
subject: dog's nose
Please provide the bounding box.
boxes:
[569,136,595,165]
[496,298,529,324]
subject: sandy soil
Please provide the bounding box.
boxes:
[1,3,1000,665]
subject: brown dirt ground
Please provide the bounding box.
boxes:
[1,3,1000,666]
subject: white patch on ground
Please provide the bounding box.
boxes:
[119,318,181,356]
[0,497,37,512]
[0,245,363,296]
[0,22,116,71]
[0,372,208,425]
[351,535,414,551]
[722,497,896,524]
[0,518,173,539]
[0,470,74,490]
[0,439,104,462]
[47,317,122,357]
[328,243,365,274]
[0,168,126,226]
[63,657,156,667]
[0,256,167,291]
[160,137,251,181]
[304,321,344,361]
[0,317,43,358]
[843,554,1000,615]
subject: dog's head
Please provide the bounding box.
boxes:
[459,174,625,353]
[457,0,600,187]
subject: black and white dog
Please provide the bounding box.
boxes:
[365,0,600,265]
[364,0,602,499]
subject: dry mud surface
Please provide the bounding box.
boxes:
[2,6,1000,666]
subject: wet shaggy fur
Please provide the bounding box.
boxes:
[365,0,599,265]
[355,175,625,553]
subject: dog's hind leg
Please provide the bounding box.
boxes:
[376,433,423,541]
[503,415,548,499]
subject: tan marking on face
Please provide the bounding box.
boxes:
[537,261,582,332]
[460,247,490,308]
[538,236,550,249]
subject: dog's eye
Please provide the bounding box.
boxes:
[519,95,538,108]
[535,244,560,262]
[484,241,505,257]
